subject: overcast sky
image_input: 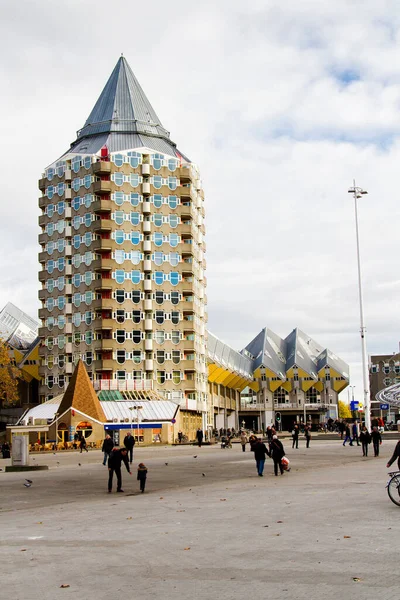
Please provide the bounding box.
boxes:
[1,0,400,403]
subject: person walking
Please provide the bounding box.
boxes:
[352,421,361,446]
[304,424,311,448]
[80,435,88,453]
[178,430,183,444]
[266,426,273,443]
[1,441,10,459]
[269,435,286,476]
[101,434,114,466]
[292,425,299,449]
[124,432,135,464]
[343,424,353,446]
[196,428,204,448]
[339,421,346,440]
[137,462,148,493]
[386,440,400,470]
[250,436,269,477]
[108,447,131,493]
[371,426,382,457]
[240,431,248,452]
[359,426,371,457]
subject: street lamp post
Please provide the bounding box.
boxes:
[348,181,371,432]
[129,405,143,445]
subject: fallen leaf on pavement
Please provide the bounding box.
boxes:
[20,549,27,552]
[277,520,283,523]
[184,547,191,550]
[220,499,227,501]
[60,584,70,588]
[353,578,361,583]
[126,517,132,520]
[344,536,351,539]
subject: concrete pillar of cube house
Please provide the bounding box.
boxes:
[161,423,173,444]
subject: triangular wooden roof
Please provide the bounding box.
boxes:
[57,360,106,422]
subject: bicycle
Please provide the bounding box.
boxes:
[174,434,188,444]
[386,471,400,506]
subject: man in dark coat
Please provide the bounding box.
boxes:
[387,440,400,470]
[269,435,286,476]
[371,427,382,457]
[250,437,269,477]
[101,434,114,466]
[196,428,204,448]
[292,425,299,449]
[108,448,131,493]
[124,432,135,463]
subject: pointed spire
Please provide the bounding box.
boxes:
[57,360,106,422]
[76,56,172,144]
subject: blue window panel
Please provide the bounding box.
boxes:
[168,159,178,172]
[83,156,92,170]
[154,271,164,285]
[169,215,179,228]
[168,177,178,191]
[131,270,141,284]
[72,157,81,173]
[115,231,125,245]
[169,234,179,248]
[154,233,163,247]
[114,211,124,225]
[131,212,140,226]
[113,154,124,167]
[115,270,125,284]
[153,214,163,227]
[130,193,140,207]
[131,251,142,265]
[170,272,180,286]
[168,196,178,209]
[115,192,124,206]
[130,174,140,188]
[153,194,163,208]
[114,173,124,186]
[131,232,141,245]
[85,291,92,305]
[153,176,162,189]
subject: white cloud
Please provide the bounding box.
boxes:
[1,0,400,403]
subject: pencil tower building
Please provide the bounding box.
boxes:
[38,57,207,425]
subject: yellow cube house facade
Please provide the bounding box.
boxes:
[38,57,208,429]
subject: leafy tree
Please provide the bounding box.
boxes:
[338,400,352,419]
[0,339,20,408]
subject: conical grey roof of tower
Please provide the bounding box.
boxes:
[67,56,189,160]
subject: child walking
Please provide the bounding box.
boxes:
[137,462,148,493]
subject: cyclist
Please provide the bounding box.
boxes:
[386,440,400,470]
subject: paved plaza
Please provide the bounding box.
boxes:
[0,438,399,600]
